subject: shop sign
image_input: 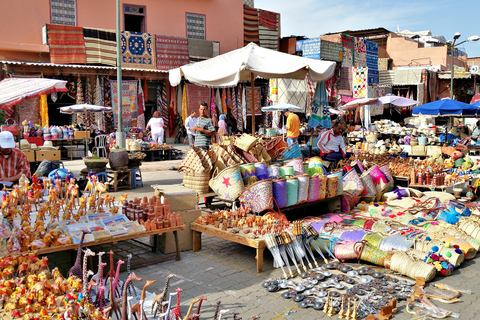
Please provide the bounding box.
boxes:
[470,65,479,74]
[321,40,343,62]
[302,38,321,59]
[295,40,304,52]
[454,67,466,78]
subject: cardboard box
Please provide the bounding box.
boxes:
[411,146,426,156]
[22,150,35,162]
[35,150,61,161]
[152,184,198,211]
[74,131,90,139]
[154,209,202,253]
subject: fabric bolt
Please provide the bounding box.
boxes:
[83,27,117,66]
[0,148,31,179]
[244,6,260,45]
[194,117,215,148]
[47,24,86,64]
[109,80,138,128]
[121,31,156,69]
[155,35,189,70]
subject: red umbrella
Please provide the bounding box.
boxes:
[471,93,480,104]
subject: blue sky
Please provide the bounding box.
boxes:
[255,0,480,57]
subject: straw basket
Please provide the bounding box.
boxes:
[365,134,378,143]
[183,171,210,194]
[234,133,258,151]
[209,165,244,201]
[238,179,273,213]
[285,176,299,207]
[297,174,310,204]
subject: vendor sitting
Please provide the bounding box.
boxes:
[317,121,352,161]
[472,120,480,140]
[0,131,31,187]
[300,136,321,158]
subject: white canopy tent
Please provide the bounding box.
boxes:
[169,43,336,133]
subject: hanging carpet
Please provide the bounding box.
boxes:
[83,27,117,66]
[155,35,189,70]
[47,24,86,64]
[121,31,156,69]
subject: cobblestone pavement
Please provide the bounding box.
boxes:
[46,156,480,319]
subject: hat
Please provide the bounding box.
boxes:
[39,140,59,150]
[0,131,15,149]
[19,139,31,150]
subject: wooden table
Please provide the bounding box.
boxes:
[106,168,132,192]
[191,222,266,273]
[35,225,185,267]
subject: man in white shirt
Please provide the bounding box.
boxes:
[317,121,352,161]
[185,110,197,147]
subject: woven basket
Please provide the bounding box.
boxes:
[234,133,258,151]
[297,174,310,204]
[365,134,378,142]
[209,165,244,201]
[285,176,299,207]
[183,171,210,194]
[238,179,273,213]
[277,142,302,162]
[220,135,234,146]
[284,158,304,175]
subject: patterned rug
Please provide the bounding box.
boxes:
[341,34,355,68]
[121,31,156,69]
[244,6,259,45]
[338,67,353,96]
[83,27,117,66]
[186,84,211,116]
[47,24,86,64]
[109,80,138,128]
[155,35,189,70]
[356,38,367,68]
[259,9,277,30]
[366,40,379,84]
[50,0,76,26]
[245,86,261,115]
[352,67,368,98]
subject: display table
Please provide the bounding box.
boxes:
[132,149,173,161]
[50,138,90,160]
[36,225,185,267]
[191,222,266,273]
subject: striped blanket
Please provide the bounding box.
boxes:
[83,27,117,66]
[244,6,259,45]
[47,24,86,64]
[259,25,279,50]
[155,35,189,70]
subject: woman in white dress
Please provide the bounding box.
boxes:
[146,110,165,144]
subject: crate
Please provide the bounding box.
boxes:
[22,150,35,162]
[35,150,61,161]
[411,146,426,156]
[74,131,90,139]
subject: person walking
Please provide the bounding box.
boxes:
[284,109,300,146]
[193,102,215,150]
[146,110,165,144]
[218,114,228,136]
[185,110,197,147]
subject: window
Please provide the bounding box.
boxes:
[124,4,146,33]
[186,13,205,40]
[50,0,77,26]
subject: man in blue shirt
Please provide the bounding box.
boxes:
[193,102,215,150]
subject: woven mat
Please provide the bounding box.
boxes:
[83,27,117,66]
[47,24,86,64]
[244,6,259,45]
[155,35,189,70]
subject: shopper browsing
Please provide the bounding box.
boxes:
[194,102,215,150]
[284,109,300,146]
[0,131,31,186]
[185,110,197,147]
[146,110,165,144]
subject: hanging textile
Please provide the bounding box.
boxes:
[76,76,84,124]
[110,80,138,128]
[309,82,331,129]
[137,81,146,129]
[120,31,156,69]
[39,94,49,128]
[244,6,260,45]
[221,88,227,114]
[177,85,183,116]
[341,34,356,68]
[237,85,243,131]
[355,38,367,68]
[352,67,368,98]
[83,27,117,67]
[242,86,247,130]
[93,76,103,129]
[181,84,188,122]
[210,88,218,127]
[103,78,113,132]
[143,79,148,102]
[47,24,86,64]
[85,77,94,126]
[305,74,317,112]
[230,88,238,122]
[269,78,278,104]
[169,86,176,136]
[272,110,281,129]
[160,83,169,126]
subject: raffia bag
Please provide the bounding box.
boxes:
[209,164,244,201]
[179,147,213,194]
[264,136,286,159]
[234,133,258,151]
[238,179,273,213]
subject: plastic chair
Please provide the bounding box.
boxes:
[95,171,107,183]
[94,135,108,158]
[130,168,143,189]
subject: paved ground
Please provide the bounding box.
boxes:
[45,149,480,319]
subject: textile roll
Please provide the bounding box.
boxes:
[363,232,386,248]
[267,164,280,179]
[358,244,388,267]
[238,179,273,213]
[272,179,287,208]
[318,175,327,200]
[334,241,358,261]
[307,157,326,176]
[326,175,338,198]
[285,177,299,207]
[254,162,269,181]
[243,176,258,187]
[279,165,295,177]
[307,174,320,202]
[342,169,364,197]
[360,171,376,197]
[296,174,310,204]
[284,158,304,175]
[330,171,344,195]
[340,230,368,242]
[240,163,256,178]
